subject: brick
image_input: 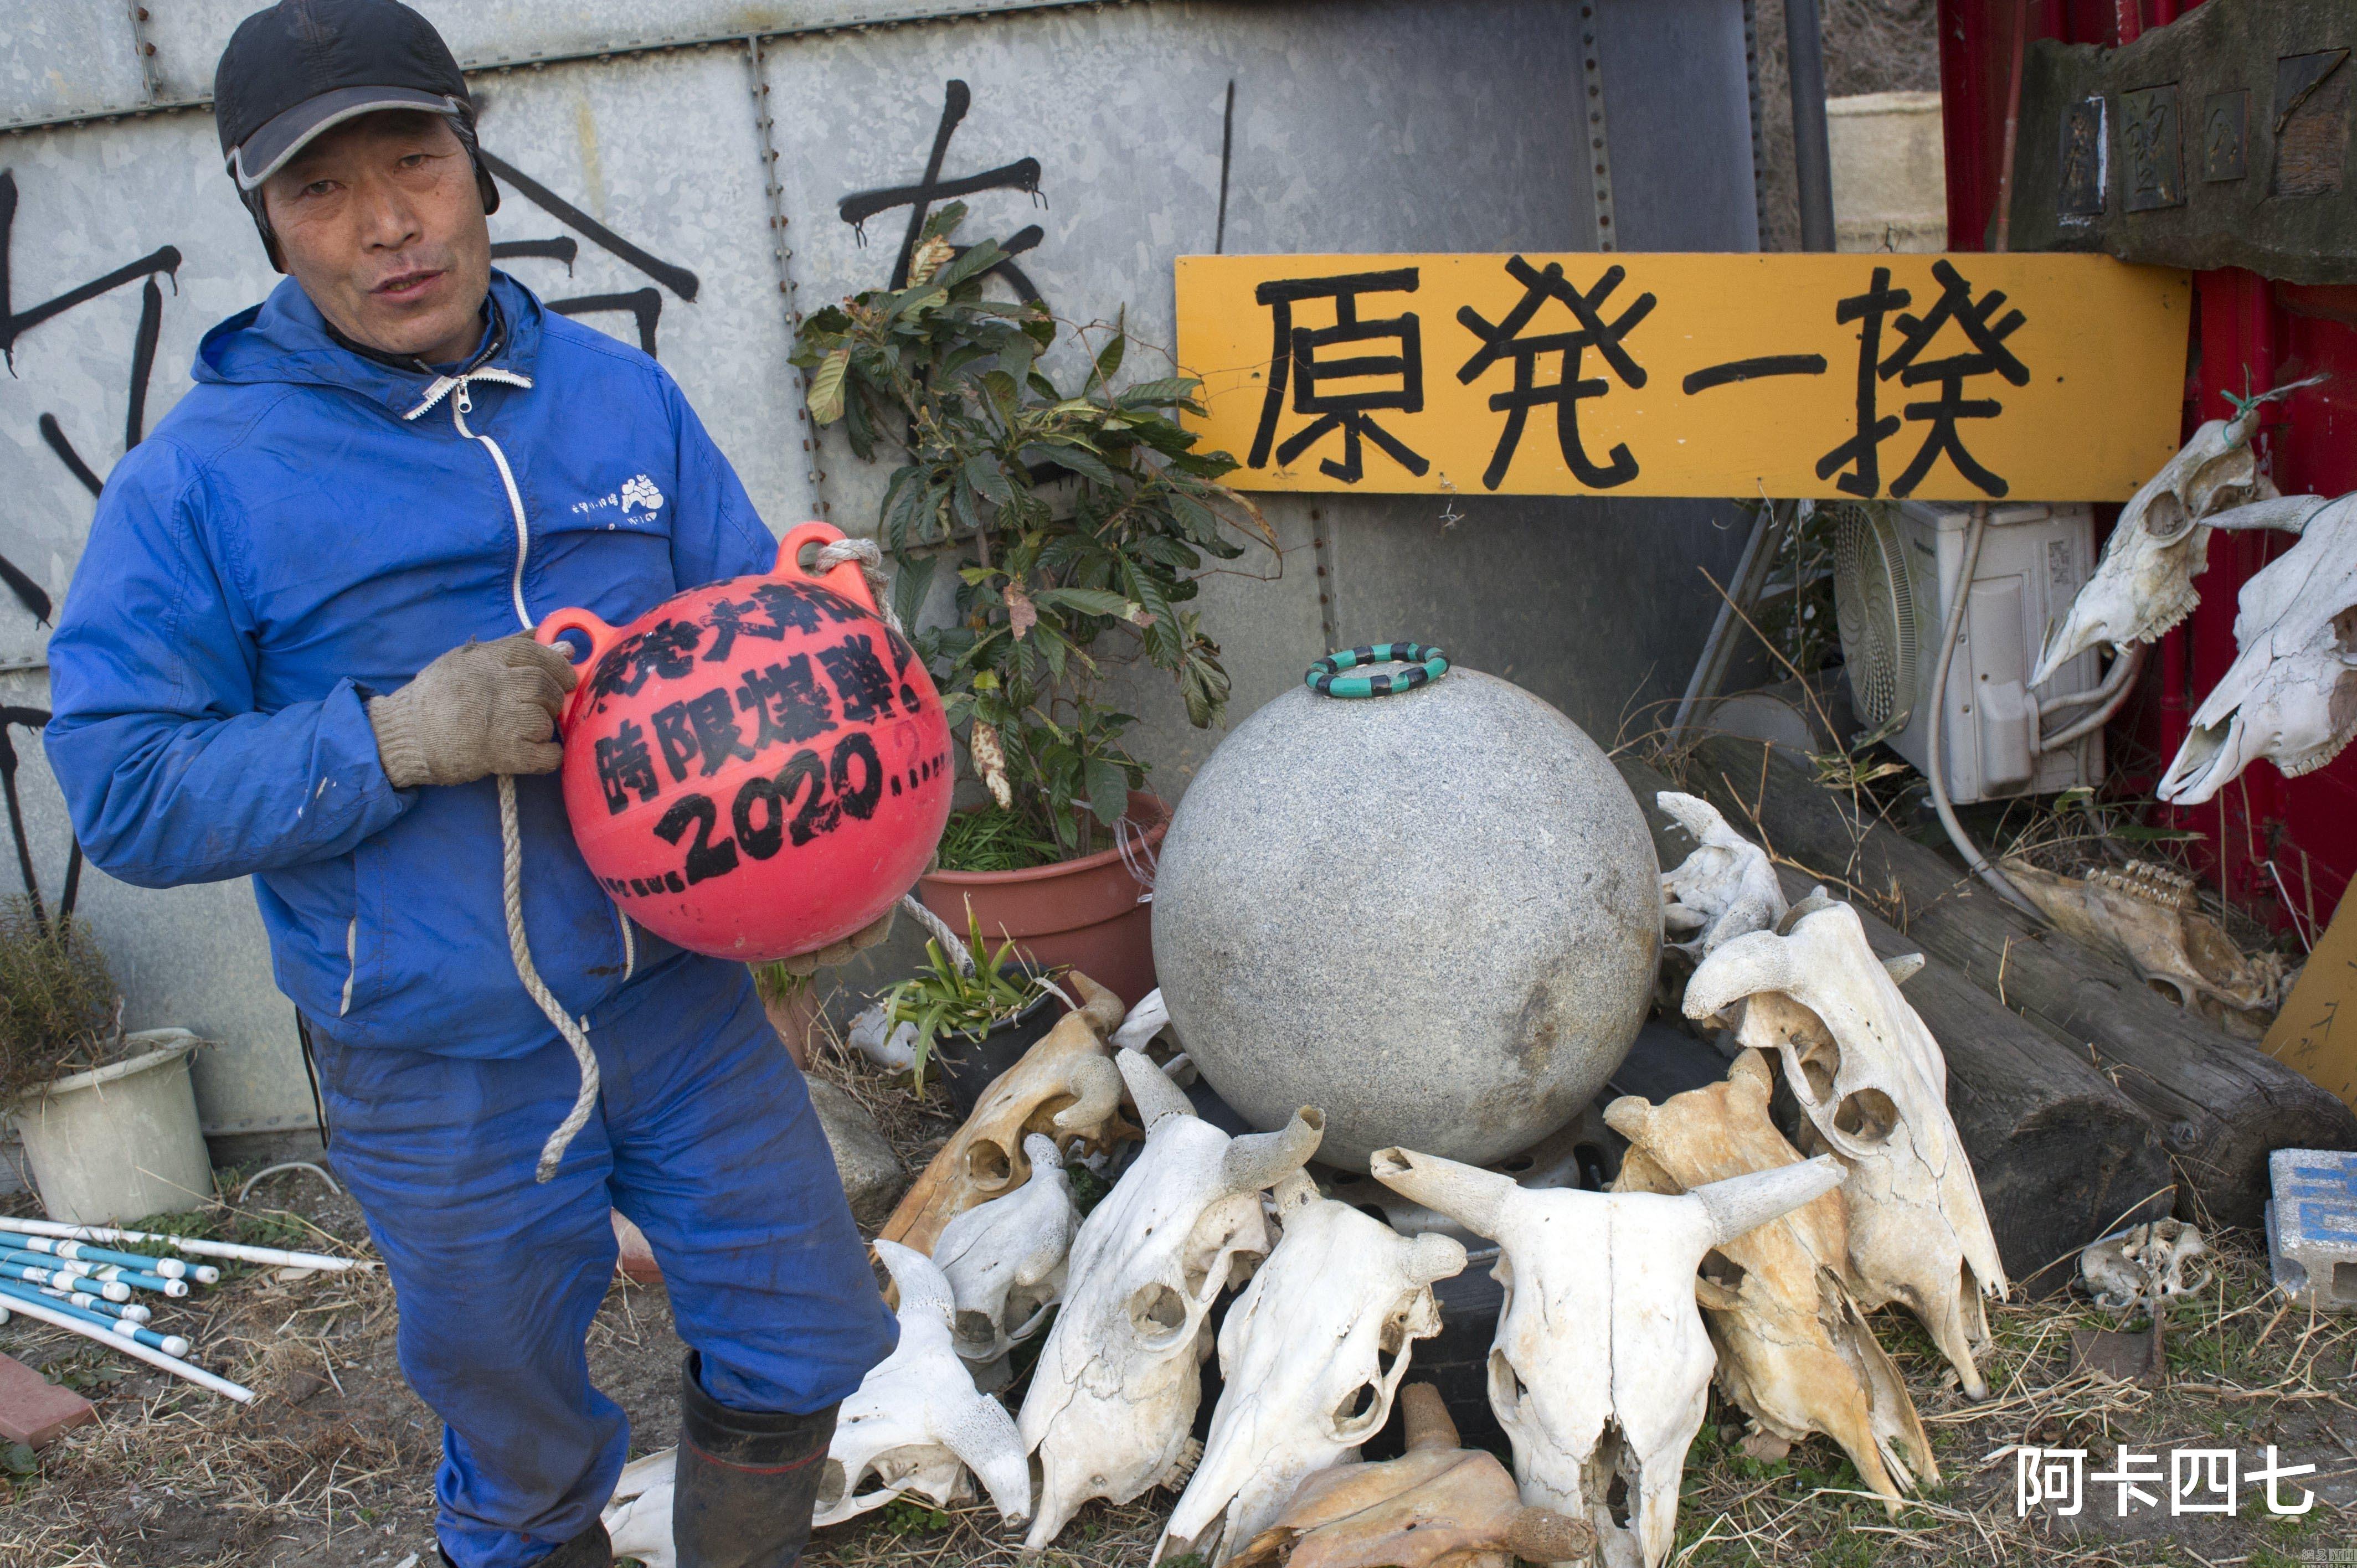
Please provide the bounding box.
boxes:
[2266,1148,2357,1311]
[0,1352,94,1448]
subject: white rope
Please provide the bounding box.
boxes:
[236,1160,342,1204]
[900,893,973,974]
[500,774,600,1182]
[1115,814,1159,905]
[811,537,904,633]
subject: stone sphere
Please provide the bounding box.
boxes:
[1152,667,1660,1170]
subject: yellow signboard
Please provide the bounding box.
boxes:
[1175,252,2190,502]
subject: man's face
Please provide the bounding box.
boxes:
[262,111,491,365]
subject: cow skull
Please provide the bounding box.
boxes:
[1682,898,2009,1400]
[1115,988,1172,1052]
[932,1132,1080,1374]
[2032,391,2317,685]
[1605,1050,1937,1509]
[1370,1144,1844,1568]
[2081,1219,2211,1311]
[2002,857,2290,1032]
[2161,492,2357,804]
[879,972,1131,1255]
[817,1239,1032,1527]
[1230,1383,1596,1568]
[1161,1175,1468,1566]
[1017,1050,1325,1551]
[1658,792,1786,955]
[597,1242,1031,1559]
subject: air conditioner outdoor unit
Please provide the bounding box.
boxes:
[1831,500,2106,805]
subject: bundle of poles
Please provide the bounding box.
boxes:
[0,1215,369,1404]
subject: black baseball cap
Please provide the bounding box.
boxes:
[214,0,475,190]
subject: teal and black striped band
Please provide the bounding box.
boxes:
[1305,642,1450,698]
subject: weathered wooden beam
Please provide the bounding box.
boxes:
[1677,735,2357,1229]
[1617,754,2176,1292]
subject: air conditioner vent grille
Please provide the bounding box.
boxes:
[1832,504,1918,733]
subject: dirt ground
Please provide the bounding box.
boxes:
[7,1032,2357,1567]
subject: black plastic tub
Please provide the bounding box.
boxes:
[932,992,1062,1117]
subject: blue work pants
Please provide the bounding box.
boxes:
[310,956,896,1568]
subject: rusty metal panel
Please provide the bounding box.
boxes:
[136,0,1100,103]
[1,3,151,128]
[469,46,817,529]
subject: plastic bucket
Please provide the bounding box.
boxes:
[11,1030,214,1225]
[917,792,1170,1009]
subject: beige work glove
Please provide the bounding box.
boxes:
[367,634,578,789]
[779,905,897,977]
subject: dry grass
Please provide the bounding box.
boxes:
[0,1194,437,1567]
[7,987,2350,1566]
[1672,1226,2357,1566]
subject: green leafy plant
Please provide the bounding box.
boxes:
[792,202,1270,864]
[934,804,1063,873]
[0,897,118,1104]
[749,961,814,1009]
[878,907,1054,1084]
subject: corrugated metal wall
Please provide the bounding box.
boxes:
[0,0,1762,1136]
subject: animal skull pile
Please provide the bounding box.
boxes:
[1160,1173,1468,1566]
[1683,894,2009,1400]
[932,1132,1080,1375]
[1017,1049,1326,1551]
[1370,1143,1844,1568]
[879,972,1131,1255]
[1606,1050,1936,1508]
[2080,1219,2211,1311]
[596,1241,1030,1566]
[2158,491,2357,803]
[2028,376,2355,804]
[1231,1383,1596,1568]
[1657,792,1786,955]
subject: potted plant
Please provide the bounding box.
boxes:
[0,898,212,1224]
[751,963,824,1072]
[794,204,1268,1004]
[878,908,1062,1116]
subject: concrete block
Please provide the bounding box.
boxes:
[0,1353,94,1448]
[2267,1148,2357,1311]
[807,1079,908,1232]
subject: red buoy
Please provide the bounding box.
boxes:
[538,522,953,962]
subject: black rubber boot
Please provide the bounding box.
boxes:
[438,1520,609,1568]
[674,1350,838,1568]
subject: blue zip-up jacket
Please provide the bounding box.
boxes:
[45,274,779,1056]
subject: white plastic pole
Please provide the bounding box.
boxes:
[36,1285,148,1324]
[0,1247,185,1297]
[7,1234,197,1280]
[0,1216,362,1273]
[0,1257,129,1302]
[0,1287,252,1402]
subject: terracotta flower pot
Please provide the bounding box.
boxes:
[918,791,1168,1010]
[762,981,825,1071]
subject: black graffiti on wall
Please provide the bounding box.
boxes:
[0,706,78,929]
[840,80,1048,305]
[0,169,184,628]
[479,148,701,356]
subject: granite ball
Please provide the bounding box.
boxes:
[1151,667,1660,1169]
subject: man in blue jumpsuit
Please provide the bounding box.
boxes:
[42,4,896,1565]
